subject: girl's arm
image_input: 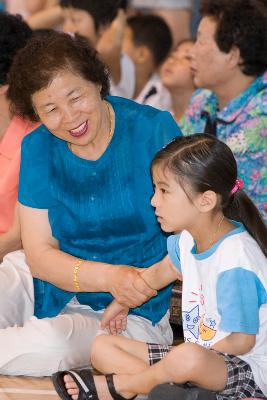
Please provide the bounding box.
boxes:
[139,255,182,290]
[19,204,156,308]
[212,332,256,355]
[101,255,181,330]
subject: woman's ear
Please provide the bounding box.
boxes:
[228,46,241,70]
[196,190,218,213]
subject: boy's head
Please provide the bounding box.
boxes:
[123,15,172,70]
[60,0,120,45]
[0,11,32,86]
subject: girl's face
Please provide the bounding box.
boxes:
[32,69,105,149]
[160,41,195,91]
[151,165,200,233]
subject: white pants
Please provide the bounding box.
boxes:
[0,250,173,376]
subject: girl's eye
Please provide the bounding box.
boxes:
[160,188,166,194]
[47,108,56,113]
[72,97,80,102]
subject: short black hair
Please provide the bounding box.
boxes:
[127,15,172,67]
[8,31,110,121]
[0,11,32,85]
[60,0,120,31]
[200,0,267,76]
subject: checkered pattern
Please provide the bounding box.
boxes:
[147,343,173,365]
[147,344,266,399]
[215,352,266,400]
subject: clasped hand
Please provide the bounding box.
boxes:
[109,265,157,308]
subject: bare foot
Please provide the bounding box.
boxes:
[63,374,121,400]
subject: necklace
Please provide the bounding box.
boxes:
[68,100,114,153]
[104,100,114,146]
[209,214,225,247]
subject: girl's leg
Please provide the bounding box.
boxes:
[64,341,228,400]
[114,342,228,396]
[91,334,150,374]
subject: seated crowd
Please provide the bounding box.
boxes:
[0,0,266,399]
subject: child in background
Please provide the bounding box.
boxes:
[160,39,196,122]
[123,14,172,109]
[53,134,267,400]
[60,0,135,98]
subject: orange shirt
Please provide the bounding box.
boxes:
[0,116,38,234]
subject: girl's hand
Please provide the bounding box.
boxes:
[101,300,129,335]
[105,308,129,335]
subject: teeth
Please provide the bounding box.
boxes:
[70,121,87,134]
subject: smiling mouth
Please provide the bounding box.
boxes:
[69,121,88,137]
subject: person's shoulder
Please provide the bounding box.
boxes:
[108,95,168,118]
[219,226,267,272]
[22,124,51,147]
[189,88,214,108]
[246,72,267,109]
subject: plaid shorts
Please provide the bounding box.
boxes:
[147,344,266,399]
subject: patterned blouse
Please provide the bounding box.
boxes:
[180,72,267,220]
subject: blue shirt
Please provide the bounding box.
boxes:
[19,96,182,324]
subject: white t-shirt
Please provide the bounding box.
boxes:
[110,53,135,99]
[167,221,267,396]
[134,74,172,112]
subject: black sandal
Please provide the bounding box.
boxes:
[52,369,98,399]
[106,374,136,400]
[52,369,137,400]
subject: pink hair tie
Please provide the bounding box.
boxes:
[231,178,244,195]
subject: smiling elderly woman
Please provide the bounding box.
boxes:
[0,31,182,376]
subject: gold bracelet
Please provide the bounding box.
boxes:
[73,259,83,291]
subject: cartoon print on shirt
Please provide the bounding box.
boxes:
[199,314,217,341]
[182,304,200,339]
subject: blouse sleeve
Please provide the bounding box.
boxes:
[18,125,54,209]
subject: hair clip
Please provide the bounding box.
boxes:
[231,178,244,195]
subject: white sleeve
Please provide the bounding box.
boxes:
[110,53,135,99]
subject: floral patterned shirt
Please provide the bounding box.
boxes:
[180,72,267,220]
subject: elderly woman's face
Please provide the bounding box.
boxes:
[32,69,104,147]
[191,17,233,90]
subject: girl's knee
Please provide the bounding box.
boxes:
[91,334,114,365]
[165,342,207,375]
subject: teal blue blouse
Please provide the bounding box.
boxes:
[18,96,182,324]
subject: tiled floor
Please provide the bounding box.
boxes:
[0,375,149,400]
[0,376,60,400]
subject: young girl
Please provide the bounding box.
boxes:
[52,134,267,400]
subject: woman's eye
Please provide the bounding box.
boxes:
[72,97,80,102]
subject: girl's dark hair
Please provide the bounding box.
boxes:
[7,31,110,121]
[152,134,267,256]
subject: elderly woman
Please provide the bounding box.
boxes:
[180,0,267,220]
[0,31,181,376]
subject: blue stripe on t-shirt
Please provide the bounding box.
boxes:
[217,267,267,334]
[167,234,182,272]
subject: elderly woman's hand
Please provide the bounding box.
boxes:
[109,265,157,308]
